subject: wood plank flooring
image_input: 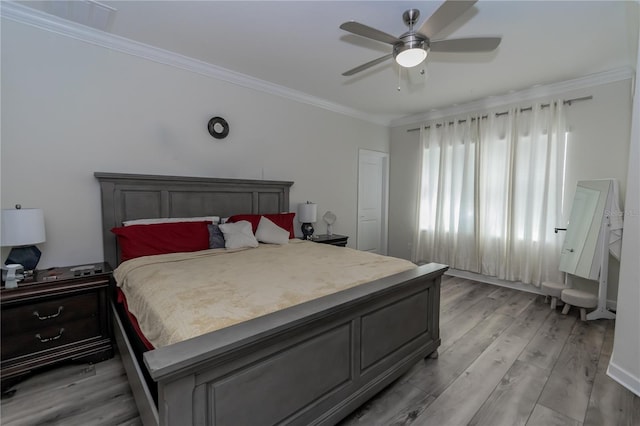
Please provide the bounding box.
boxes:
[342,276,640,426]
[0,354,141,425]
[2,276,639,425]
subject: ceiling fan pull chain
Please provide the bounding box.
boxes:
[397,66,402,91]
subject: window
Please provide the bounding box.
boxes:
[414,102,567,286]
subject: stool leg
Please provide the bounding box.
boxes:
[562,304,571,315]
[580,308,587,321]
[550,297,557,310]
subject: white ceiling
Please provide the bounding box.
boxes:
[12,1,640,124]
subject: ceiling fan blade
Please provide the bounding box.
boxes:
[342,53,393,76]
[340,21,401,45]
[430,37,501,53]
[418,0,478,39]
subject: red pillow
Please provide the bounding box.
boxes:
[111,221,211,262]
[227,213,295,239]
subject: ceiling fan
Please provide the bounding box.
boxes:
[340,0,501,76]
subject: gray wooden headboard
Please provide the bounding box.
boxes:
[94,172,293,268]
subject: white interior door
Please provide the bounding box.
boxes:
[357,149,388,254]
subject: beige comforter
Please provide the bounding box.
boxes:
[114,240,416,348]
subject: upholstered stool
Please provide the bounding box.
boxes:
[541,281,565,309]
[561,289,598,321]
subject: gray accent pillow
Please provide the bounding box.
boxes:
[208,224,226,249]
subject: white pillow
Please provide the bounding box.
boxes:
[255,216,290,245]
[218,220,259,249]
[123,216,220,226]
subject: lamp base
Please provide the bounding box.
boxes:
[6,245,41,272]
[301,223,314,240]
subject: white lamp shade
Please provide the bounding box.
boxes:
[395,48,428,68]
[297,203,317,223]
[1,208,46,246]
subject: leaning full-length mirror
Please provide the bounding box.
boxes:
[559,179,613,279]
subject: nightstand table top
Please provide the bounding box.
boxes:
[1,262,112,298]
[308,234,349,247]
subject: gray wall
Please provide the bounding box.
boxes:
[0,19,389,268]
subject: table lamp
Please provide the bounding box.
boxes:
[298,202,317,240]
[1,205,46,275]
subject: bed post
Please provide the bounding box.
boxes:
[96,179,119,269]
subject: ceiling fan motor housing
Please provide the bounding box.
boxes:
[394,8,429,64]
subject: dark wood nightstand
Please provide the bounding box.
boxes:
[1,262,114,393]
[310,234,349,247]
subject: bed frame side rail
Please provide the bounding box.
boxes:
[112,302,159,426]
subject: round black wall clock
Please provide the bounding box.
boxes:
[207,117,229,139]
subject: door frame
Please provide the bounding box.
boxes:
[357,149,389,255]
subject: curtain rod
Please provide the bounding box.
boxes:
[406,95,593,132]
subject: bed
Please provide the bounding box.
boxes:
[95,172,448,426]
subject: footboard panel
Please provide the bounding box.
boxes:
[210,323,352,425]
[361,289,431,371]
[142,263,446,426]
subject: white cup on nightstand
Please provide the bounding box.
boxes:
[3,264,24,288]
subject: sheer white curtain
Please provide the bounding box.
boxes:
[414,119,480,272]
[413,101,566,286]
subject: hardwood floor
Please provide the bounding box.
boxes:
[2,276,639,425]
[342,276,640,426]
[0,354,141,425]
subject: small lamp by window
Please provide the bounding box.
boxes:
[1,205,46,277]
[297,202,317,240]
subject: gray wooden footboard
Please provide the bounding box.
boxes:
[133,262,446,426]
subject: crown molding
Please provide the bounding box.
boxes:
[4,1,633,130]
[390,67,636,127]
[1,1,389,126]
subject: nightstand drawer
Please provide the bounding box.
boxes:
[1,316,100,360]
[1,263,114,390]
[1,292,98,337]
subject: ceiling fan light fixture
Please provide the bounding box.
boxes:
[395,47,428,68]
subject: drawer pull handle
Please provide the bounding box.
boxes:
[35,328,65,343]
[33,306,64,320]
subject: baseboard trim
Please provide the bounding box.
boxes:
[607,360,640,397]
[445,269,544,295]
[445,268,618,311]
